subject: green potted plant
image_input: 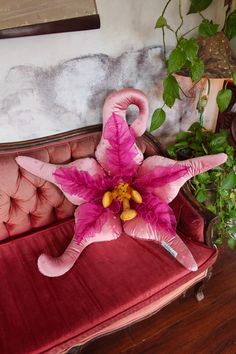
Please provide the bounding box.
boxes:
[166,122,236,249]
[150,0,236,132]
[150,0,236,249]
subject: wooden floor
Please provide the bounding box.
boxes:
[73,247,236,354]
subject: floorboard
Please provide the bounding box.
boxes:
[78,248,236,354]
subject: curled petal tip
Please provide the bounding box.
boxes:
[37,253,75,277]
[218,153,228,163]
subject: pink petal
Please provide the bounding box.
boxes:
[38,208,122,277]
[95,113,143,178]
[123,216,197,271]
[135,192,177,235]
[74,202,122,244]
[54,167,113,203]
[16,156,105,206]
[134,165,189,193]
[137,154,227,203]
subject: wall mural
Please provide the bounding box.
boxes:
[0,46,199,145]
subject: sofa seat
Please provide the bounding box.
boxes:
[0,218,217,354]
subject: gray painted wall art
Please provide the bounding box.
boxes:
[0,46,199,145]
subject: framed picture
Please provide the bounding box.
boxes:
[0,0,100,39]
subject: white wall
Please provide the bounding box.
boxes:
[0,0,227,143]
[0,0,224,80]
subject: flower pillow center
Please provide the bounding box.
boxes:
[102,182,142,221]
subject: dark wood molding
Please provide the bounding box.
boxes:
[0,14,100,39]
[0,125,103,151]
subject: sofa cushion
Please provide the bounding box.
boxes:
[0,220,217,354]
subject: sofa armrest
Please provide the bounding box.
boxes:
[170,188,217,246]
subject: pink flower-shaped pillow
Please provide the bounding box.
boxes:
[16,88,227,277]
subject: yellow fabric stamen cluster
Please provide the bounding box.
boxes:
[102,182,142,221]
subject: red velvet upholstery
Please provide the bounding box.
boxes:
[0,221,217,354]
[0,129,217,353]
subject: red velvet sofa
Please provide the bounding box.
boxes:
[0,126,218,354]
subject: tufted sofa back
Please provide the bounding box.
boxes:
[0,126,161,241]
[0,128,101,240]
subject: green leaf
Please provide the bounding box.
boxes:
[196,189,207,203]
[150,108,166,132]
[167,145,177,158]
[230,225,236,234]
[197,172,210,183]
[189,122,202,131]
[195,128,203,143]
[190,142,204,152]
[227,238,235,250]
[163,75,180,108]
[174,141,189,149]
[176,131,190,142]
[232,72,236,86]
[214,238,223,246]
[229,210,236,220]
[209,135,227,148]
[198,19,219,37]
[167,48,186,74]
[207,204,216,214]
[222,172,236,190]
[188,0,213,14]
[155,16,167,28]
[190,58,204,82]
[179,38,199,63]
[224,10,236,40]
[216,89,232,112]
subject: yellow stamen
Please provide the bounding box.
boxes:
[131,189,142,204]
[120,209,137,221]
[102,191,113,208]
[102,182,142,221]
[123,198,130,210]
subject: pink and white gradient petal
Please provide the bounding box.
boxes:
[123,216,198,271]
[136,153,227,203]
[95,113,143,178]
[95,88,149,177]
[16,156,105,206]
[38,208,122,277]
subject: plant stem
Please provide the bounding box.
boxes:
[207,78,211,96]
[198,12,206,20]
[176,0,184,36]
[161,0,173,63]
[179,85,194,98]
[200,112,204,127]
[162,0,172,16]
[181,25,199,37]
[162,27,167,62]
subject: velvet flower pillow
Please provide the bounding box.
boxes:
[16,88,227,277]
